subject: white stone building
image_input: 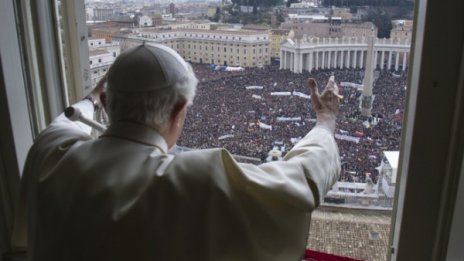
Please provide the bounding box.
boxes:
[138,15,153,27]
[88,38,121,85]
[280,36,411,73]
[117,28,270,67]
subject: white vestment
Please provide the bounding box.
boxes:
[16,100,340,261]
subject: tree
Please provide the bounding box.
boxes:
[212,7,221,22]
[377,11,393,38]
[367,8,393,38]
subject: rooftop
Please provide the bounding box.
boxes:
[308,207,391,261]
[89,49,109,56]
[141,28,269,36]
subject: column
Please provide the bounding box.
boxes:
[341,50,344,69]
[293,52,297,72]
[290,52,294,71]
[360,50,364,68]
[395,51,400,71]
[388,51,393,70]
[381,51,385,70]
[353,50,358,68]
[402,51,407,71]
[309,52,313,71]
[298,52,303,73]
[328,51,332,69]
[285,51,289,69]
[287,52,290,69]
[294,52,299,72]
[374,51,378,69]
[322,51,325,69]
[347,50,351,68]
[334,50,338,68]
[280,50,284,69]
[315,51,319,70]
[295,52,299,72]
[287,51,290,70]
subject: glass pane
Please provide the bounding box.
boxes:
[79,1,415,260]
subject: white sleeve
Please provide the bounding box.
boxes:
[236,125,341,209]
[49,100,95,135]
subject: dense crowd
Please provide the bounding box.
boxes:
[177,64,407,184]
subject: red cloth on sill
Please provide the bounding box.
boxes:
[303,249,363,261]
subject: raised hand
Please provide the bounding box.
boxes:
[308,77,340,133]
[87,74,107,108]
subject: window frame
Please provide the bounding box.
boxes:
[0,0,463,260]
[389,0,464,260]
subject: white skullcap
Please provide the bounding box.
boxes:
[107,43,190,92]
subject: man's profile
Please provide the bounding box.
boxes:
[15,43,340,261]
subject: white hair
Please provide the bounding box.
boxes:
[106,63,198,130]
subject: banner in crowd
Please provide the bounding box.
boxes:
[292,91,311,99]
[270,92,292,96]
[276,117,302,122]
[252,94,262,99]
[225,66,244,71]
[258,122,273,130]
[290,137,302,144]
[218,134,234,140]
[340,82,364,91]
[335,134,360,144]
[246,86,263,90]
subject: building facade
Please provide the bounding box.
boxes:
[117,28,270,67]
[91,25,121,42]
[94,8,114,21]
[331,8,353,21]
[391,20,413,42]
[281,19,376,39]
[269,29,289,59]
[280,37,411,73]
[88,38,121,85]
[138,15,153,27]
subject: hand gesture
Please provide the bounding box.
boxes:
[308,76,340,133]
[87,74,107,107]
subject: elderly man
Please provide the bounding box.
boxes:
[16,43,340,261]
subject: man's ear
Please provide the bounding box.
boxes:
[170,99,187,122]
[100,92,107,110]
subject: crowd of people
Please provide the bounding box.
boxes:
[177,64,408,184]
